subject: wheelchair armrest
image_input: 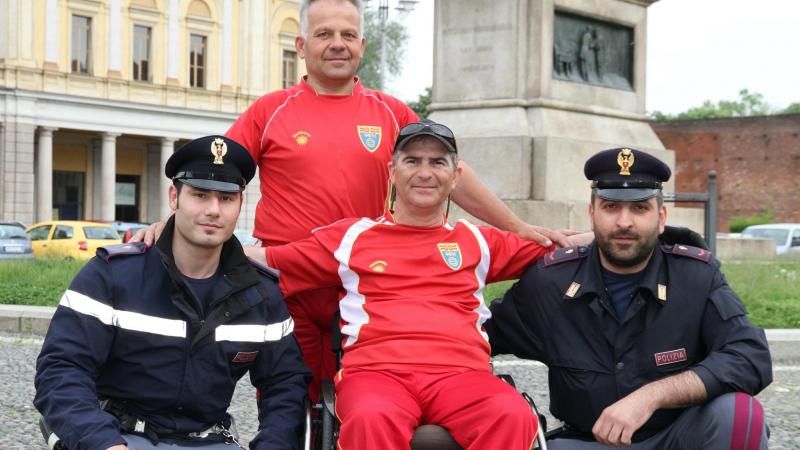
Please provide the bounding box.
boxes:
[496,373,516,388]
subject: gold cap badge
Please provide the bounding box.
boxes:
[617,148,634,176]
[211,138,227,165]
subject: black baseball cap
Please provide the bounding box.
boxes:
[584,147,671,202]
[165,135,256,193]
[394,119,458,154]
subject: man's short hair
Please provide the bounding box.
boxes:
[299,0,364,38]
[392,135,459,170]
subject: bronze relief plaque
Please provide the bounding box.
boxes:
[553,11,634,91]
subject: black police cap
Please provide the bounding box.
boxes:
[165,135,256,193]
[584,147,671,202]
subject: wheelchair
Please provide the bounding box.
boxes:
[307,314,551,450]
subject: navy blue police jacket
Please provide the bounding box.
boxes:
[34,219,311,450]
[485,242,772,442]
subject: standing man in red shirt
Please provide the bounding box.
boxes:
[141,0,568,403]
[245,120,556,449]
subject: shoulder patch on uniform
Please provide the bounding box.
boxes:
[249,258,279,281]
[96,242,147,262]
[661,243,712,263]
[543,245,589,267]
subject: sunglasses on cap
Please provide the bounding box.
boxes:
[395,120,458,153]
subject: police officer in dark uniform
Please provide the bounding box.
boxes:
[486,147,772,449]
[34,136,311,450]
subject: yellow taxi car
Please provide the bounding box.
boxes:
[26,220,122,260]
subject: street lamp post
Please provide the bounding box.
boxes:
[366,0,418,90]
[378,0,389,90]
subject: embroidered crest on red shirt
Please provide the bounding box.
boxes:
[437,243,462,270]
[293,131,311,146]
[369,260,388,272]
[357,125,382,152]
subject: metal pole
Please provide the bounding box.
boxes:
[379,0,388,90]
[707,170,718,255]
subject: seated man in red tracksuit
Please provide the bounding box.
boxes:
[245,120,564,449]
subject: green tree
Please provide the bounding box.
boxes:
[728,200,775,233]
[406,86,431,119]
[650,89,774,120]
[357,10,408,90]
[781,102,800,114]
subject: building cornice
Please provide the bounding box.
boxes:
[0,88,239,138]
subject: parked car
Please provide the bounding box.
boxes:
[0,222,34,260]
[741,223,800,258]
[26,220,122,260]
[107,221,149,243]
[233,229,259,247]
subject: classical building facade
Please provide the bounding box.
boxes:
[0,0,302,228]
[651,114,800,231]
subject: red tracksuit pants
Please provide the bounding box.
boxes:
[285,287,341,403]
[334,368,537,450]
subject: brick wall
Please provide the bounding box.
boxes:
[651,115,800,231]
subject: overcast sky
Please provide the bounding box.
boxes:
[384,0,800,115]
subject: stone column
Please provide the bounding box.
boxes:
[166,0,180,83]
[44,0,59,68]
[0,0,7,61]
[36,127,57,222]
[220,0,233,88]
[100,132,120,221]
[107,0,123,76]
[160,137,176,218]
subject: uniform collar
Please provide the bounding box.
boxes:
[155,216,260,289]
[569,242,668,305]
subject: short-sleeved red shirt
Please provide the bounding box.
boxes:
[267,213,552,372]
[226,78,418,245]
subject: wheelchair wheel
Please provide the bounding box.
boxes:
[320,406,335,450]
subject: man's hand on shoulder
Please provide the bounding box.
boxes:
[514,224,583,248]
[565,231,594,247]
[130,220,168,246]
[244,245,268,265]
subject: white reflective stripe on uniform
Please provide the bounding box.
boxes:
[47,431,61,450]
[215,317,294,342]
[334,218,380,347]
[60,289,187,338]
[460,220,492,342]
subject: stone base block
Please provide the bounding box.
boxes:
[717,237,776,261]
[432,106,675,205]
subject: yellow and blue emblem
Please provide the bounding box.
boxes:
[437,243,462,270]
[357,125,382,152]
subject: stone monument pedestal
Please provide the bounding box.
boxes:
[429,0,703,231]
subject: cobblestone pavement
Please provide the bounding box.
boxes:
[3,334,797,449]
